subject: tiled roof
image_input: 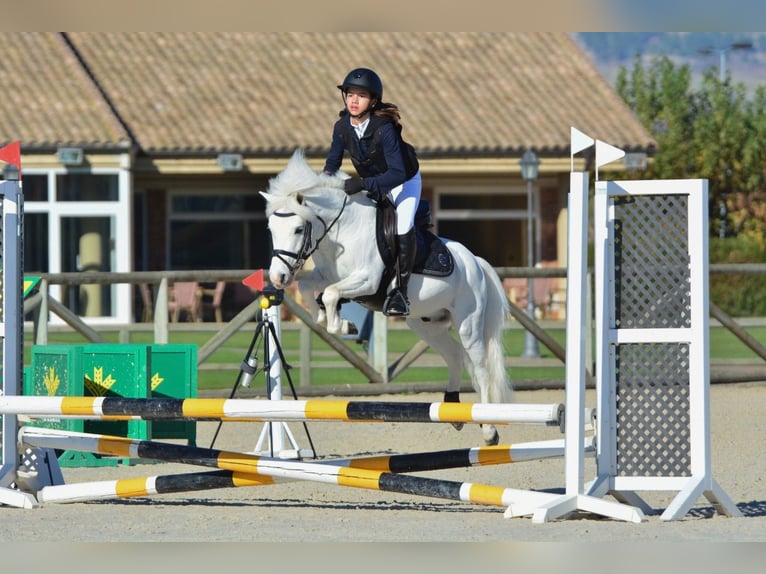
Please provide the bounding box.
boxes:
[0,33,131,150]
[1,32,654,158]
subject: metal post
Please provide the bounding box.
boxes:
[719,50,727,84]
[522,167,540,358]
[0,172,38,508]
[697,41,752,84]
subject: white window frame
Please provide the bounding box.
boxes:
[22,157,132,325]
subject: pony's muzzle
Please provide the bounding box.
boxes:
[269,269,293,289]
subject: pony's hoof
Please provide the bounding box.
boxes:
[483,429,500,446]
[451,422,464,432]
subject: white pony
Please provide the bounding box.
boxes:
[261,150,513,445]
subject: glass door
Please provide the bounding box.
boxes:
[60,216,114,317]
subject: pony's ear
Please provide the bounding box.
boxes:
[258,191,270,203]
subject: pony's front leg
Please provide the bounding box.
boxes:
[295,270,328,326]
[320,273,378,334]
[320,285,352,334]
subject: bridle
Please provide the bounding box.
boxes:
[269,195,348,275]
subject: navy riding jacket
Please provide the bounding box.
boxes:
[323,112,418,196]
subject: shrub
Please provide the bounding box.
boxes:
[709,233,766,316]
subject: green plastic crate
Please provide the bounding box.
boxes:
[80,344,152,443]
[25,343,198,466]
[148,344,197,446]
[26,345,113,467]
[26,345,85,434]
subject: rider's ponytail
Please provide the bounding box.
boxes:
[374,102,402,129]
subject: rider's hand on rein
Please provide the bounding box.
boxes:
[343,177,365,195]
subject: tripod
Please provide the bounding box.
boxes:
[209,286,316,459]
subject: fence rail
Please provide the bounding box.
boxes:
[22,264,766,390]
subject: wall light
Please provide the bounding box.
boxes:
[57,147,84,166]
[217,153,244,171]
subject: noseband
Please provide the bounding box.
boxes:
[270,196,348,275]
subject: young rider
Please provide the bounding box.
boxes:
[323,67,421,317]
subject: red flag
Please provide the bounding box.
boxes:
[0,141,21,177]
[242,269,265,291]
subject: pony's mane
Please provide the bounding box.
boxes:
[264,149,346,218]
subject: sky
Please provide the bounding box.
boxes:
[1,0,765,31]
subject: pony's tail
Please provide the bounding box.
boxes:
[478,257,515,404]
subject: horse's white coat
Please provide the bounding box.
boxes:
[261,150,514,444]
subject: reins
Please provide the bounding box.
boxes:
[270,194,349,274]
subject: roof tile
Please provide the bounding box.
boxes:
[1,32,654,157]
[0,32,130,149]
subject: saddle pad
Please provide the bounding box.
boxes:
[414,229,454,277]
[375,200,454,277]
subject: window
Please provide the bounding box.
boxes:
[167,191,268,270]
[57,174,119,201]
[24,213,49,273]
[21,165,131,323]
[22,174,49,201]
[435,188,528,267]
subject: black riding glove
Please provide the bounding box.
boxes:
[343,177,365,195]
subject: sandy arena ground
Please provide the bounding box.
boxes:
[1,383,764,545]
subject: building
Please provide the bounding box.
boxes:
[0,32,654,323]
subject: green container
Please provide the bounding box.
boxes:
[81,344,151,443]
[26,345,85,434]
[26,345,115,467]
[148,344,197,446]
[25,343,198,466]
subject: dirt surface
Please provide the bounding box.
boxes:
[1,384,764,543]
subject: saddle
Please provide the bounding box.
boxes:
[353,197,454,310]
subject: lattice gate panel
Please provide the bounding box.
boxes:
[615,342,691,477]
[612,194,693,477]
[614,195,691,476]
[613,194,691,330]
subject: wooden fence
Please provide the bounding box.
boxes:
[22,265,766,390]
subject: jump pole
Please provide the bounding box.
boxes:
[21,426,587,476]
[22,427,567,512]
[24,426,588,505]
[37,470,276,503]
[36,463,563,512]
[1,396,564,426]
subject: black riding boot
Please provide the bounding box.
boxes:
[383,228,416,317]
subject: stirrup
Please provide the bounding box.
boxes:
[382,289,410,317]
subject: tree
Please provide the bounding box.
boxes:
[616,55,696,180]
[616,55,766,239]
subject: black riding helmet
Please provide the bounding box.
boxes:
[337,68,383,101]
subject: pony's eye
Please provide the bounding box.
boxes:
[295,226,304,235]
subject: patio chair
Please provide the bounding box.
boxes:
[201,281,226,323]
[168,281,201,322]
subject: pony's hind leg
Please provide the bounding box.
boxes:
[407,316,465,394]
[460,346,501,446]
[452,303,503,446]
[406,316,466,431]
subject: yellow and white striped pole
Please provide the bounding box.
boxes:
[23,427,584,511]
[1,396,564,426]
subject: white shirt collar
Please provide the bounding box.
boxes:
[351,117,370,139]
